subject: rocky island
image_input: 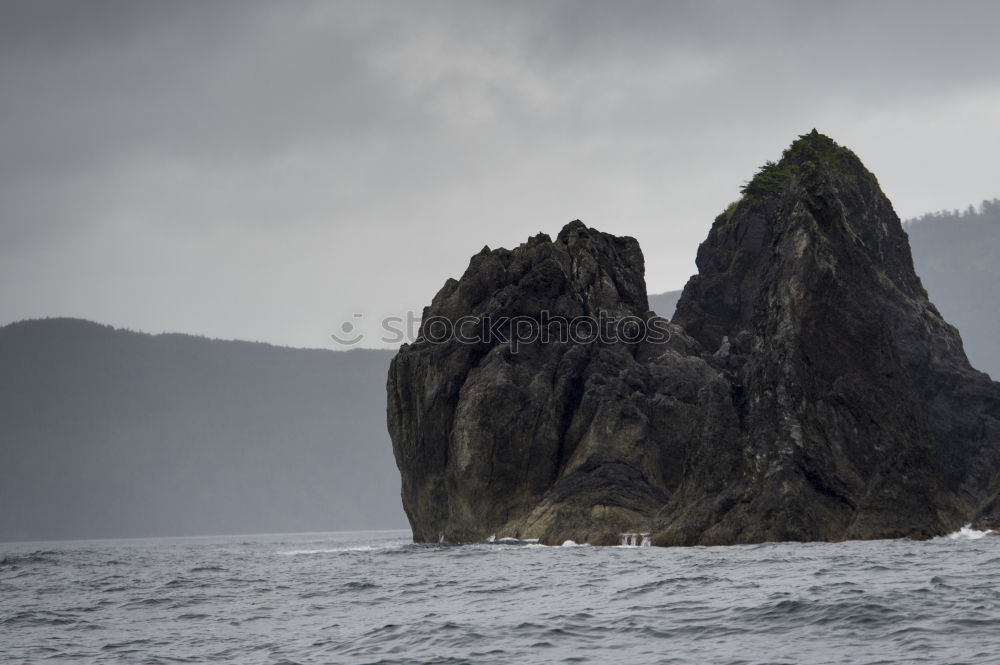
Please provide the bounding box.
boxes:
[387,131,1000,546]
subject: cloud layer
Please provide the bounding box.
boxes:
[3,0,999,347]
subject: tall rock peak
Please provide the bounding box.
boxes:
[675,131,924,352]
[388,134,1000,546]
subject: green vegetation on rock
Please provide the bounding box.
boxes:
[739,129,875,200]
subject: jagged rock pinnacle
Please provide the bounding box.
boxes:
[387,134,1000,546]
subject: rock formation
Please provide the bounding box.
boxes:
[387,131,1000,545]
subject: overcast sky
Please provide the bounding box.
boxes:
[2,0,999,349]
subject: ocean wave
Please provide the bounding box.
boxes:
[0,550,61,568]
[281,542,411,555]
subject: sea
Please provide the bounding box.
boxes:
[2,528,999,664]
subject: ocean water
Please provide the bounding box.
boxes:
[2,529,999,664]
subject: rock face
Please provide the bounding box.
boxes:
[387,131,1000,545]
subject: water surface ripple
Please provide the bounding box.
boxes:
[2,530,999,664]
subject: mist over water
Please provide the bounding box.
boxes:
[3,530,999,664]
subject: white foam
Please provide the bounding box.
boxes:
[283,548,366,555]
[942,524,995,540]
[282,543,406,555]
[483,537,540,545]
[618,533,652,547]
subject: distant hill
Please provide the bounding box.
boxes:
[649,199,1000,379]
[906,200,1000,379]
[0,319,403,542]
[648,291,682,320]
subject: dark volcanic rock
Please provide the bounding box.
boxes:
[386,223,723,544]
[388,131,1000,546]
[667,131,1000,544]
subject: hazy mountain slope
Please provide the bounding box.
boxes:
[0,318,403,542]
[648,291,682,319]
[906,200,1000,379]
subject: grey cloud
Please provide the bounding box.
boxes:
[2,0,999,346]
